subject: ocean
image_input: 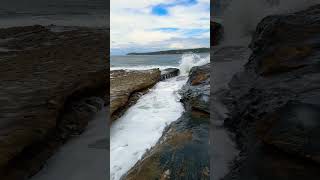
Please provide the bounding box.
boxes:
[110,53,210,74]
[0,0,108,27]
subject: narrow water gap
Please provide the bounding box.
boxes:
[110,75,188,180]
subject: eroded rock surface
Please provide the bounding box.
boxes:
[160,68,179,81]
[110,69,160,120]
[0,25,108,179]
[222,5,320,180]
[180,63,210,113]
[124,110,209,180]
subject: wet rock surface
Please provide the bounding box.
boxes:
[124,110,209,180]
[180,63,210,113]
[0,25,108,179]
[221,5,320,180]
[160,68,179,81]
[110,69,161,121]
[123,64,211,180]
[210,46,251,180]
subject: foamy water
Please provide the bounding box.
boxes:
[110,76,187,180]
[110,54,210,180]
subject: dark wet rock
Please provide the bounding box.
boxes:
[0,25,108,179]
[222,5,320,180]
[123,110,209,180]
[210,46,250,180]
[180,63,210,113]
[211,21,223,46]
[110,69,161,121]
[160,68,179,81]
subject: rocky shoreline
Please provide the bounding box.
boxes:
[216,5,320,180]
[110,69,161,121]
[122,63,210,180]
[0,25,108,179]
[110,68,181,121]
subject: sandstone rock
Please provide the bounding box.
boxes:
[180,63,210,113]
[110,69,160,120]
[223,5,320,180]
[0,25,108,179]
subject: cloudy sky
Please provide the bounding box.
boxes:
[110,0,210,55]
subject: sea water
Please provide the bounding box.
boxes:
[110,53,210,180]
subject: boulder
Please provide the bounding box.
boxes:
[180,63,210,113]
[222,5,320,180]
[110,69,161,120]
[160,68,179,80]
[0,25,108,179]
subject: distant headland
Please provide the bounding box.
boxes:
[127,47,210,55]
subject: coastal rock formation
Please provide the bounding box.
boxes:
[160,68,179,81]
[123,64,211,180]
[110,69,161,120]
[0,25,108,179]
[180,63,210,113]
[222,5,320,180]
[124,110,209,180]
[211,21,223,46]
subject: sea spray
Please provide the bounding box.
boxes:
[179,53,210,75]
[221,0,319,45]
[110,76,187,180]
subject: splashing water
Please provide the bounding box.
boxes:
[179,53,210,75]
[221,0,319,45]
[110,76,187,180]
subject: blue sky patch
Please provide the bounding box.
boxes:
[183,28,210,36]
[151,4,169,16]
[153,27,179,32]
[174,0,198,6]
[151,0,198,16]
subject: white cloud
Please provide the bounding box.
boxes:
[110,0,210,55]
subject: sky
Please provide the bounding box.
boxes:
[110,0,210,55]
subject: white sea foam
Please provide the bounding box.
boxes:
[111,53,210,76]
[179,53,210,75]
[110,76,187,180]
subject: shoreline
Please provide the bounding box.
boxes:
[113,62,210,179]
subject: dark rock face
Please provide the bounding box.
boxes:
[110,69,161,121]
[0,25,108,179]
[160,68,179,81]
[180,63,210,113]
[124,110,210,180]
[222,5,320,180]
[211,21,223,46]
